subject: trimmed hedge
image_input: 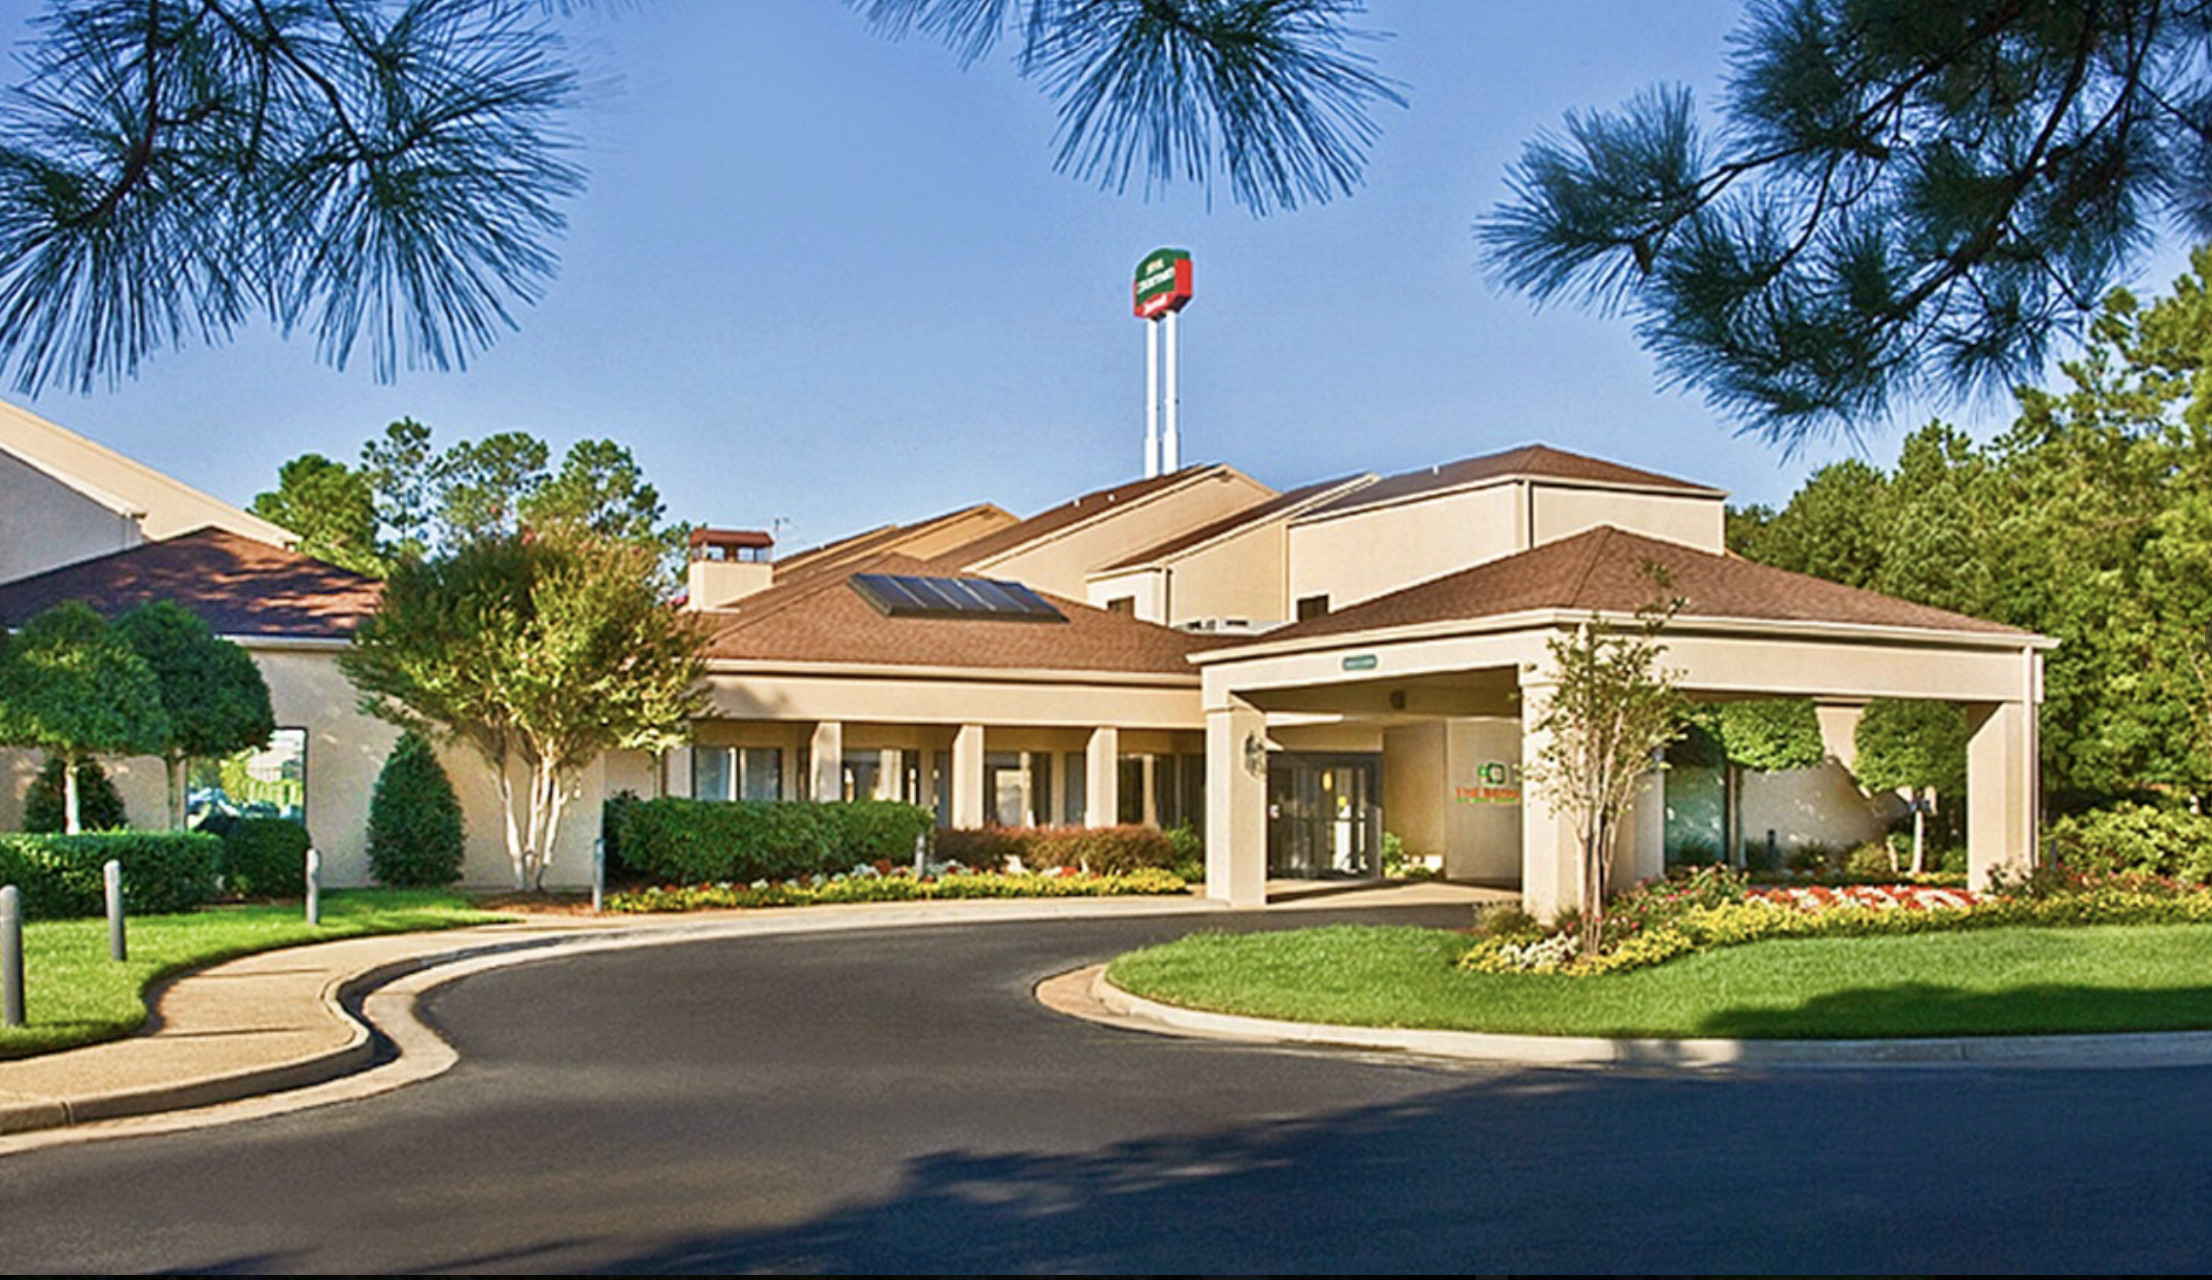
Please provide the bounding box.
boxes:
[222,817,310,897]
[0,832,220,918]
[1017,825,1181,875]
[617,798,935,885]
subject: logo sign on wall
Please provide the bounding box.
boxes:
[1133,248,1194,319]
[1453,759,1522,806]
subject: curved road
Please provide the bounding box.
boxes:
[2,904,2210,1273]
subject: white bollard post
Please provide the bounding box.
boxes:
[305,847,322,926]
[592,836,606,914]
[104,859,126,962]
[1,885,22,1028]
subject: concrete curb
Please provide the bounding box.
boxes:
[1077,965,2212,1071]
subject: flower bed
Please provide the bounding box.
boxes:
[1465,866,2212,976]
[606,860,1189,913]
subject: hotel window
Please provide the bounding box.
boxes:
[693,746,784,801]
[1105,596,1136,615]
[189,728,308,828]
[1296,594,1331,621]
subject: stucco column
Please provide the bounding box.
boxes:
[1204,696,1267,907]
[877,747,902,801]
[1966,699,2037,889]
[950,723,986,828]
[1085,726,1119,827]
[665,746,695,801]
[1622,750,1666,889]
[1517,679,1579,923]
[1814,702,1865,773]
[809,721,843,802]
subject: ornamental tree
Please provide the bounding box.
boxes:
[1526,578,1685,955]
[0,602,168,833]
[342,529,708,890]
[114,600,278,831]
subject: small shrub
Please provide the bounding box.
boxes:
[223,817,310,897]
[1164,824,1205,883]
[1471,901,1539,940]
[1844,841,1898,878]
[932,826,1026,872]
[0,831,220,917]
[366,731,466,887]
[21,756,128,833]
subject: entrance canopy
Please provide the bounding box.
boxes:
[1191,527,2055,913]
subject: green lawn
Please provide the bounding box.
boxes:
[1107,924,2212,1039]
[0,890,509,1059]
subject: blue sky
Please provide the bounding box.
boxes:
[1,2,2200,552]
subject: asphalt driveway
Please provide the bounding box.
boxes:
[0,904,2207,1273]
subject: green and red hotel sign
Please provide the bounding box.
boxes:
[1133,248,1194,319]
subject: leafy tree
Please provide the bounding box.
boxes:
[0,0,1397,393]
[0,602,168,832]
[252,454,387,577]
[21,755,127,833]
[1854,698,1968,873]
[114,601,278,830]
[1725,458,1890,588]
[433,431,551,547]
[367,731,466,887]
[1480,0,2212,448]
[1525,581,1684,955]
[342,529,708,890]
[362,417,440,564]
[270,420,686,570]
[1730,249,2212,804]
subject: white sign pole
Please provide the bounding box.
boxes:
[1144,317,1161,478]
[1163,309,1180,474]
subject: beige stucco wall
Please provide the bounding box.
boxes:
[0,642,608,891]
[1083,567,1167,621]
[0,400,292,549]
[1737,760,1892,856]
[0,449,144,584]
[968,468,1273,598]
[1287,484,1521,611]
[1529,484,1725,553]
[1155,519,1290,627]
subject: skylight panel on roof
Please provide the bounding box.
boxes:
[849,573,1067,623]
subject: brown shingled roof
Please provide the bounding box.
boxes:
[1095,474,1375,572]
[1253,526,2032,644]
[772,502,1017,588]
[699,552,1213,675]
[0,528,380,640]
[933,465,1235,571]
[1301,444,1721,521]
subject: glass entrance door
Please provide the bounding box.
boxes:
[1266,752,1382,879]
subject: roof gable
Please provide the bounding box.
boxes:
[1300,443,1722,522]
[1256,526,2031,643]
